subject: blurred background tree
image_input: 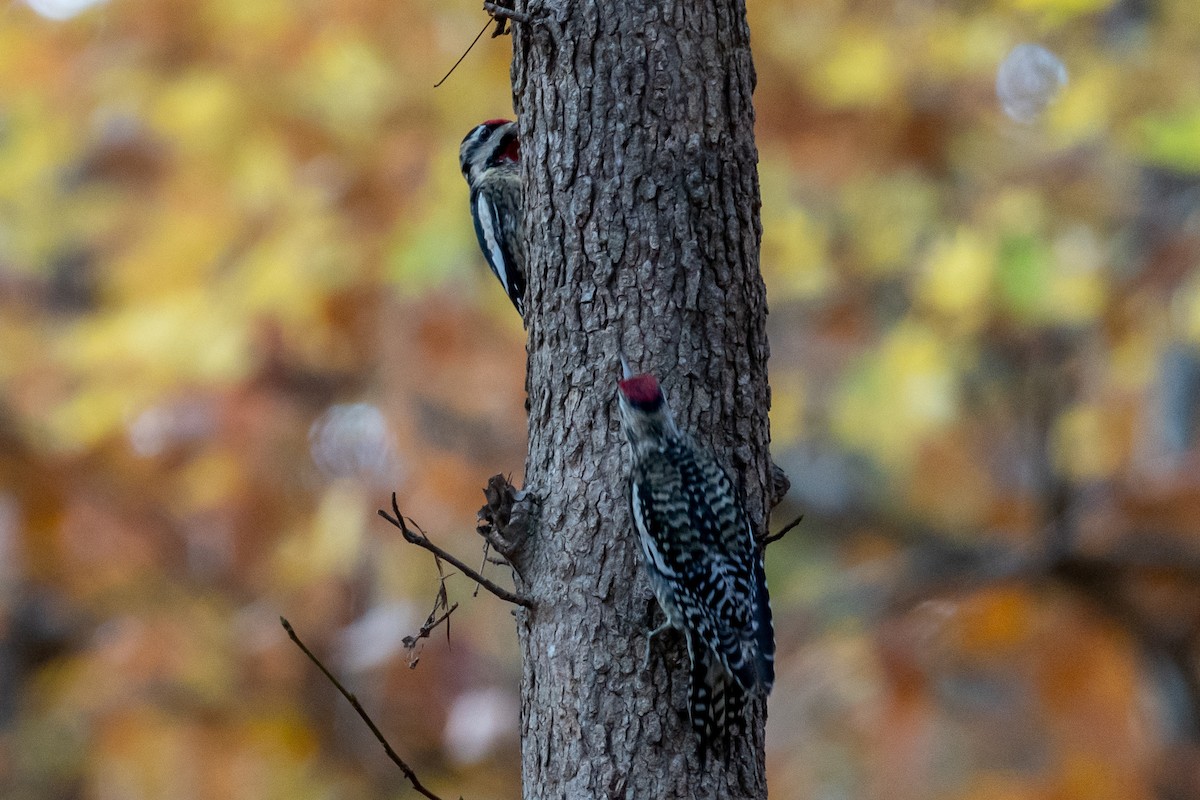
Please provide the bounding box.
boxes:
[0,0,1198,798]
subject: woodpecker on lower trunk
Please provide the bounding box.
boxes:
[616,364,775,759]
[459,119,525,316]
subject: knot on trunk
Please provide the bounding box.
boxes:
[477,473,536,570]
[769,460,791,509]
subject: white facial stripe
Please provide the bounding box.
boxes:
[462,125,496,176]
[468,125,491,152]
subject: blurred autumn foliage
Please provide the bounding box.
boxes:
[1,0,1199,798]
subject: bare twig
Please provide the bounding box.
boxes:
[484,1,533,25]
[474,541,492,599]
[429,604,459,644]
[279,617,451,800]
[402,554,460,667]
[769,462,792,509]
[763,513,803,547]
[433,18,493,88]
[430,553,451,637]
[403,602,460,668]
[380,493,533,608]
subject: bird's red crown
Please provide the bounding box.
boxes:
[618,374,664,410]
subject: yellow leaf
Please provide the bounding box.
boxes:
[230,135,296,214]
[275,485,368,583]
[833,320,960,469]
[45,383,140,450]
[811,28,899,109]
[108,201,239,301]
[922,11,1011,78]
[56,293,251,389]
[1001,0,1114,25]
[1052,404,1122,480]
[295,32,394,141]
[177,451,242,511]
[1047,62,1114,145]
[762,204,833,300]
[1109,330,1158,392]
[388,147,480,296]
[149,72,243,157]
[842,173,940,276]
[769,372,807,443]
[1043,226,1107,325]
[916,227,995,326]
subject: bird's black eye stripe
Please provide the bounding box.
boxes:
[630,395,664,413]
[462,126,486,149]
[460,128,487,174]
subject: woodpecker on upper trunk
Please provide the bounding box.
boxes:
[459,119,525,316]
[616,364,775,759]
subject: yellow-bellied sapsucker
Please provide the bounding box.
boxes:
[617,366,775,759]
[459,119,525,316]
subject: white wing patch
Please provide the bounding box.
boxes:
[474,194,509,292]
[632,482,675,577]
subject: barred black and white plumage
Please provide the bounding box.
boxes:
[617,367,775,760]
[459,119,526,316]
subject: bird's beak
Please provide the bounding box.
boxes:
[619,352,634,380]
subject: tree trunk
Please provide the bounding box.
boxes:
[509,0,771,796]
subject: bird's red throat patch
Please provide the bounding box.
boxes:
[501,135,520,162]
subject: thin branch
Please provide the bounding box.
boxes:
[483,1,533,25]
[279,617,451,800]
[429,604,459,644]
[403,603,460,668]
[402,554,459,667]
[380,493,533,608]
[474,541,492,599]
[763,513,803,546]
[430,553,452,640]
[433,17,493,88]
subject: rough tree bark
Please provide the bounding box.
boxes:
[504,0,772,797]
